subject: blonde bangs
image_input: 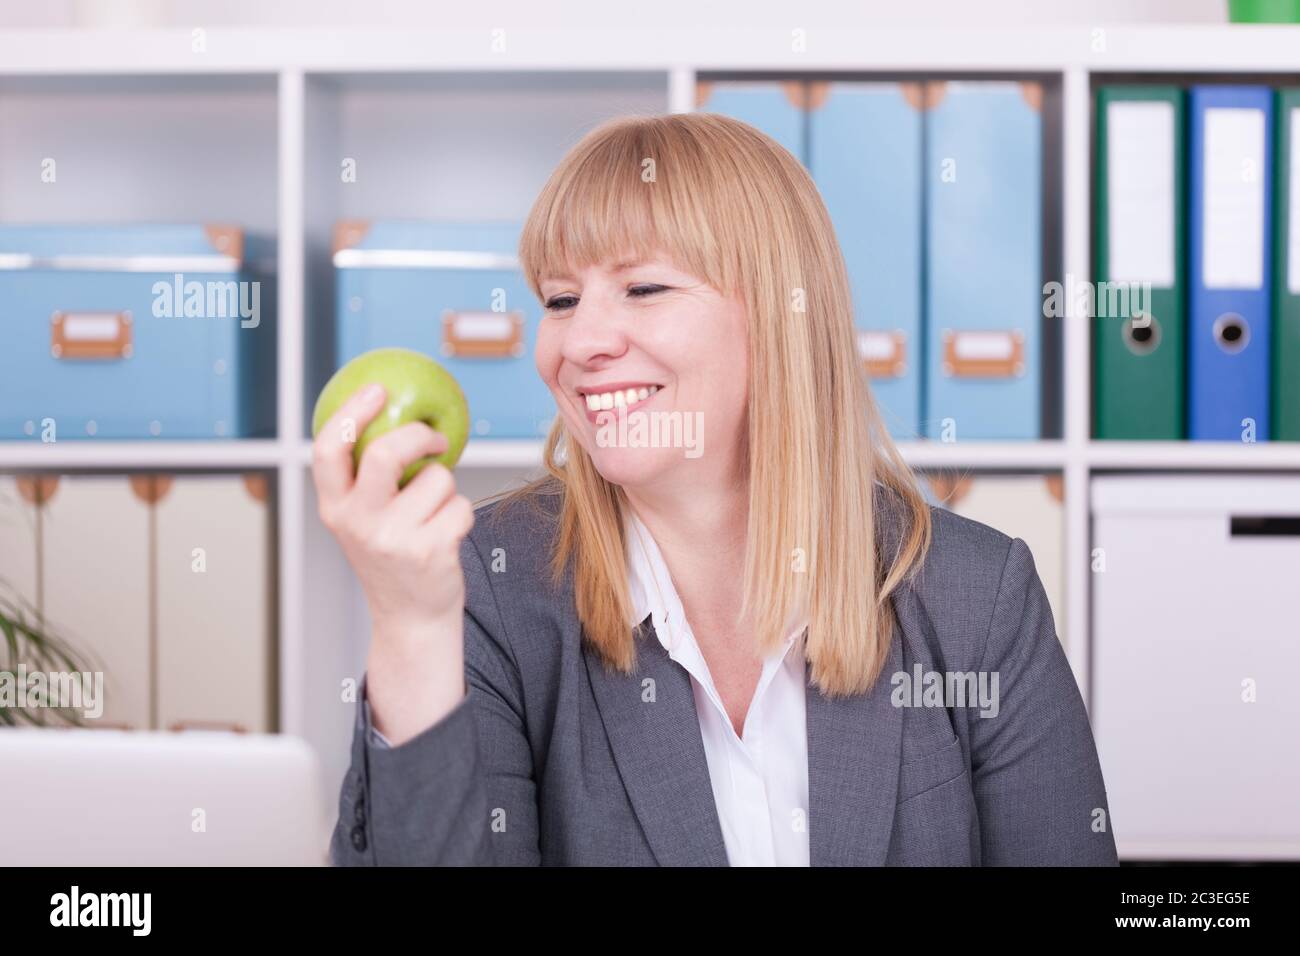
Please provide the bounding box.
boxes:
[518,116,741,305]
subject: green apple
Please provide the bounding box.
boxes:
[311,347,470,487]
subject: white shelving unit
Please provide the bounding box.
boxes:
[1,26,1298,857]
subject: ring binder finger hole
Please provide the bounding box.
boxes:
[1123,313,1162,356]
[1212,312,1251,354]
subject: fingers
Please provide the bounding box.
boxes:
[312,383,388,504]
[385,459,457,529]
[414,491,476,552]
[353,422,449,506]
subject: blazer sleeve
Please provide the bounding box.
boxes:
[969,536,1119,866]
[329,532,541,866]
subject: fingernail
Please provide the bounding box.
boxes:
[361,383,385,402]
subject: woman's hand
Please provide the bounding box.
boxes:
[311,382,475,743]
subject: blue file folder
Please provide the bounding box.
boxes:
[923,81,1042,440]
[808,82,923,439]
[1188,85,1274,441]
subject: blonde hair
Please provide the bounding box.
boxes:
[488,111,931,697]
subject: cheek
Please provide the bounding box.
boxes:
[715,363,749,427]
[696,308,748,417]
[534,321,562,387]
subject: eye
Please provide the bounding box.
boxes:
[544,294,578,312]
[628,284,668,298]
[544,285,667,312]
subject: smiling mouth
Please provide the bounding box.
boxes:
[580,384,661,411]
[577,383,662,423]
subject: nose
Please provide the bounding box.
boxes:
[560,287,629,369]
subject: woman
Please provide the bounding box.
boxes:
[316,112,1117,866]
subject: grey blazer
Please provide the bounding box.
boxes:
[331,481,1119,866]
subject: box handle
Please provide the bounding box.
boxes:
[1230,516,1300,537]
[441,309,524,359]
[857,329,907,379]
[51,310,133,360]
[941,329,1024,378]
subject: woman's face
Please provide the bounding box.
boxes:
[535,251,749,493]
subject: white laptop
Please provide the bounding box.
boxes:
[0,727,329,865]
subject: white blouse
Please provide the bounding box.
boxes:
[623,508,811,867]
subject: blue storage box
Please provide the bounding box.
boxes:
[0,224,276,440]
[333,220,556,439]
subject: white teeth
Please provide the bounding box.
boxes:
[583,384,661,412]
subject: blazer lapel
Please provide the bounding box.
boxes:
[583,617,730,866]
[806,616,905,866]
[583,586,910,867]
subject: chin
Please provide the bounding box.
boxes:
[583,442,685,490]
